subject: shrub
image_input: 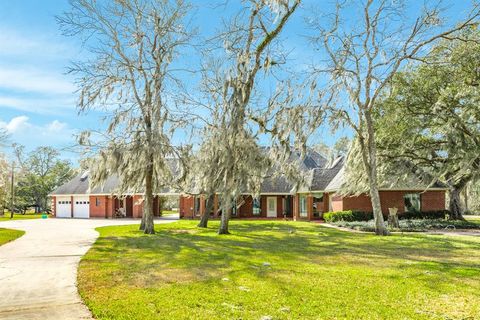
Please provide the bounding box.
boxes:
[323,210,373,222]
[399,210,449,220]
[331,219,479,232]
[324,210,450,222]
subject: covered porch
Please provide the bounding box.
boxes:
[180,193,331,220]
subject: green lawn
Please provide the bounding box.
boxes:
[79,221,480,320]
[465,215,480,222]
[0,228,25,246]
[160,210,178,216]
[0,213,45,221]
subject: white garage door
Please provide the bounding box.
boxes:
[73,196,90,218]
[56,197,71,218]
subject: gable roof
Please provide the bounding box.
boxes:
[50,158,182,196]
[50,172,120,195]
[324,161,448,193]
[309,157,345,191]
[50,148,447,196]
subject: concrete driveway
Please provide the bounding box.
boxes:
[0,217,177,320]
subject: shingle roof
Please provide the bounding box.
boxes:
[310,157,345,191]
[51,148,446,196]
[324,161,447,192]
[50,172,122,195]
[50,159,182,195]
[260,175,293,193]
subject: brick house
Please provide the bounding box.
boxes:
[50,149,447,220]
[49,173,169,219]
[179,152,447,221]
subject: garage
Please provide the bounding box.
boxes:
[56,197,71,218]
[73,196,90,218]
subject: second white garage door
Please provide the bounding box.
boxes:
[73,196,90,218]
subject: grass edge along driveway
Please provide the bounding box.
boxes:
[78,220,480,320]
[0,228,25,246]
[0,213,45,221]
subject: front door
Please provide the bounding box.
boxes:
[267,197,277,218]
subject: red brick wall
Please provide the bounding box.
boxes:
[421,191,446,211]
[323,195,329,213]
[260,196,267,218]
[331,193,343,212]
[293,194,299,220]
[89,196,108,218]
[132,195,143,218]
[180,195,195,218]
[179,195,290,218]
[238,196,253,217]
[51,196,56,216]
[106,196,114,218]
[341,190,446,214]
[276,196,283,218]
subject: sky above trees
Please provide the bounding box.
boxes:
[0,0,474,163]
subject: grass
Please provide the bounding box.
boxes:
[465,215,480,221]
[0,212,45,221]
[78,220,480,320]
[160,210,178,216]
[0,228,25,246]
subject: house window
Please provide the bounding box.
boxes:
[299,195,307,217]
[404,193,421,212]
[96,198,101,206]
[253,197,261,215]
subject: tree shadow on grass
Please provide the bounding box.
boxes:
[85,220,480,294]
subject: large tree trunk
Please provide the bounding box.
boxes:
[448,187,465,220]
[198,194,214,228]
[139,211,146,230]
[218,202,231,234]
[142,157,155,234]
[369,185,389,235]
[363,111,389,236]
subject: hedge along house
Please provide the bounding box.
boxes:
[179,150,448,220]
[49,171,177,219]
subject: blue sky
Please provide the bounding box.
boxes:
[0,0,475,165]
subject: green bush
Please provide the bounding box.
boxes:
[399,210,449,220]
[323,210,373,222]
[331,219,479,232]
[324,210,450,222]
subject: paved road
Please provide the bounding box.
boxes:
[0,217,176,320]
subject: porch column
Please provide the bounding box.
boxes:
[307,195,313,220]
[323,193,330,213]
[293,194,299,221]
[200,195,206,216]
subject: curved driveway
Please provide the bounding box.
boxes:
[0,217,176,320]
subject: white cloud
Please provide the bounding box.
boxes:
[0,27,76,61]
[0,66,76,95]
[46,120,67,132]
[0,95,76,115]
[3,115,29,133]
[0,116,75,151]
